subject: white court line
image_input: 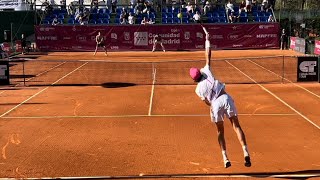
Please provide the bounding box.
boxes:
[0,113,297,119]
[0,62,66,95]
[248,59,320,99]
[0,62,88,118]
[226,60,320,130]
[148,67,156,116]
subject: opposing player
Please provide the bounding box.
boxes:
[189,25,251,168]
[152,34,165,52]
[93,31,107,56]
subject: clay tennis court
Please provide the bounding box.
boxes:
[0,50,320,179]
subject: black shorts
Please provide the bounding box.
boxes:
[97,42,105,47]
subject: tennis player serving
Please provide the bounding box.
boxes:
[189,25,251,168]
[93,31,107,56]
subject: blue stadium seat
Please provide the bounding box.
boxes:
[212,12,219,17]
[102,19,109,24]
[91,8,98,13]
[40,20,50,25]
[252,12,258,17]
[173,7,180,13]
[162,8,167,13]
[260,16,268,22]
[89,19,96,24]
[136,17,143,24]
[114,18,120,24]
[167,12,174,18]
[167,7,173,13]
[116,8,122,14]
[182,17,189,24]
[206,12,212,18]
[167,18,174,24]
[219,11,226,17]
[149,13,155,19]
[219,17,227,23]
[239,16,248,22]
[162,18,167,24]
[174,17,181,24]
[67,19,75,24]
[58,14,64,19]
[254,16,260,22]
[162,12,167,19]
[99,13,110,19]
[181,8,187,13]
[96,18,103,24]
[90,13,98,20]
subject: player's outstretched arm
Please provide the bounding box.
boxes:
[201,25,211,67]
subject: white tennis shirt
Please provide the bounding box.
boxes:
[195,65,225,104]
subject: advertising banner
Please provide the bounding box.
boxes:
[314,40,320,55]
[0,60,9,85]
[297,56,318,82]
[35,23,280,51]
[290,37,305,54]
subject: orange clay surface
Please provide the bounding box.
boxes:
[0,50,320,179]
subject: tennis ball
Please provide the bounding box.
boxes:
[177,13,182,18]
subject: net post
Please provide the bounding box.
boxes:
[23,61,26,86]
[282,55,285,84]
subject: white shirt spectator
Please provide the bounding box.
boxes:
[246,0,252,6]
[268,15,274,22]
[226,1,234,12]
[186,2,193,13]
[120,18,127,24]
[193,12,201,21]
[128,14,135,24]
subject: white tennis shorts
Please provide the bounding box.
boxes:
[210,94,238,123]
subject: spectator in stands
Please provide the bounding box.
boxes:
[0,44,8,59]
[269,0,275,9]
[228,12,237,23]
[111,0,117,13]
[42,0,53,15]
[128,13,135,24]
[226,0,234,14]
[239,0,246,13]
[267,14,274,22]
[203,1,211,15]
[181,0,187,8]
[261,0,270,12]
[130,0,137,8]
[245,0,252,13]
[120,17,127,24]
[60,0,66,10]
[98,0,107,9]
[251,0,257,7]
[21,34,27,55]
[193,11,201,23]
[51,17,60,25]
[148,17,155,24]
[280,29,287,50]
[186,2,194,13]
[67,1,75,15]
[141,17,149,24]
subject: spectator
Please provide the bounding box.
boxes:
[245,0,252,13]
[193,11,201,23]
[141,17,149,24]
[226,0,234,14]
[98,0,107,9]
[21,34,27,55]
[148,17,155,24]
[267,14,274,22]
[111,0,117,13]
[203,1,211,15]
[128,12,135,24]
[60,0,66,10]
[186,2,194,13]
[239,0,246,13]
[130,0,137,8]
[67,1,75,15]
[269,0,275,9]
[261,0,270,12]
[280,29,287,50]
[251,0,257,6]
[0,44,8,59]
[51,17,60,25]
[228,12,237,23]
[120,17,127,24]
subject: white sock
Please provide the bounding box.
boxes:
[222,150,229,161]
[242,145,249,157]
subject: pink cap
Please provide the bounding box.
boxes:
[189,68,201,80]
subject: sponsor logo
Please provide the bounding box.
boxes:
[232,44,243,47]
[111,33,117,40]
[124,32,130,40]
[315,43,320,49]
[259,24,275,29]
[212,35,223,39]
[184,32,190,40]
[232,26,238,30]
[110,46,119,50]
[134,32,148,46]
[195,45,204,49]
[39,27,55,32]
[299,61,317,73]
[196,32,203,39]
[228,35,239,39]
[171,29,179,33]
[76,36,86,42]
[266,43,275,47]
[37,36,58,40]
[72,26,76,31]
[290,40,296,46]
[256,34,277,38]
[63,37,72,40]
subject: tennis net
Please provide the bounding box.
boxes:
[7,56,298,87]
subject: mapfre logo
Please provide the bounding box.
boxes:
[134,32,148,46]
[259,25,275,29]
[124,32,130,40]
[299,61,317,72]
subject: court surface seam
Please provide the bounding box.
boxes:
[226,60,320,130]
[247,59,320,99]
[0,62,89,118]
[148,67,156,116]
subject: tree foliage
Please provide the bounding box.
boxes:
[276,0,319,10]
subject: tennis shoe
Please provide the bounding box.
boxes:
[224,159,231,168]
[244,156,251,167]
